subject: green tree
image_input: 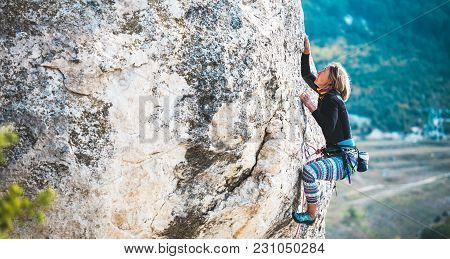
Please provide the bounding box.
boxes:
[0,184,56,238]
[0,123,19,165]
[0,123,56,238]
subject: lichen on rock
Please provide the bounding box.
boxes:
[0,0,334,238]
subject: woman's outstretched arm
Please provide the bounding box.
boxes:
[301,53,318,92]
[301,35,319,92]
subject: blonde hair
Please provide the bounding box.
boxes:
[326,62,351,102]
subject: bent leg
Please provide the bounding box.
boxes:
[298,154,358,221]
[302,155,355,204]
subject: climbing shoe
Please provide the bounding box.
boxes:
[292,212,316,225]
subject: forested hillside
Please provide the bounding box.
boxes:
[303,0,449,134]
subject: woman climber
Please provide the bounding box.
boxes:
[293,34,360,225]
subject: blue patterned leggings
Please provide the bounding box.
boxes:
[302,152,358,204]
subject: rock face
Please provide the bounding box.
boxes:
[0,0,334,238]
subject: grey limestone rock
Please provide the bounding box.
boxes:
[0,0,333,238]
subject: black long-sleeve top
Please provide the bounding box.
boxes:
[301,53,353,146]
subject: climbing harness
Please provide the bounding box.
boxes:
[322,144,359,184]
